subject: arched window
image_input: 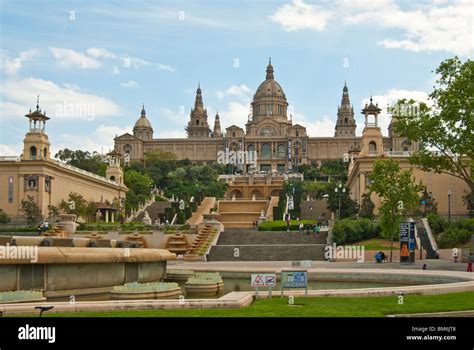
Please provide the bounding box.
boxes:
[247,144,255,152]
[30,146,37,160]
[196,119,200,126]
[277,144,285,158]
[369,141,377,153]
[43,147,47,157]
[110,176,116,181]
[344,117,348,124]
[261,144,271,159]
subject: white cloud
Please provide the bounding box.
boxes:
[290,106,336,137]
[270,0,332,32]
[157,63,175,72]
[49,47,101,69]
[0,49,40,75]
[123,57,150,69]
[86,47,117,59]
[343,0,472,56]
[0,77,121,121]
[355,89,430,136]
[0,142,23,156]
[216,84,252,100]
[112,66,120,75]
[220,101,251,129]
[120,80,139,88]
[270,0,472,55]
[51,124,132,156]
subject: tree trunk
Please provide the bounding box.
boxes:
[389,234,394,262]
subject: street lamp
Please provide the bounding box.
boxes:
[448,190,452,221]
[334,183,346,220]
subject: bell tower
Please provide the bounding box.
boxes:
[186,83,211,138]
[334,82,356,137]
[360,96,384,157]
[21,96,51,161]
[105,149,125,186]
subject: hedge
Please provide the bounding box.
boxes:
[0,226,37,232]
[258,220,316,231]
[332,219,380,245]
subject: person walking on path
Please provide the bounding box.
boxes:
[468,261,473,272]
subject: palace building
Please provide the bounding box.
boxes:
[114,59,417,172]
[0,99,128,222]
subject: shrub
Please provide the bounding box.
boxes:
[332,219,380,245]
[427,213,449,235]
[438,227,472,248]
[0,210,11,224]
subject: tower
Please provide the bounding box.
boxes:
[21,96,51,161]
[212,110,222,138]
[360,96,384,157]
[186,83,211,138]
[105,149,125,187]
[334,82,356,137]
[133,104,153,140]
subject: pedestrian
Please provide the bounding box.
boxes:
[42,220,49,232]
[37,223,43,235]
[298,218,303,232]
[313,224,320,238]
[285,213,291,232]
[422,264,427,270]
[468,261,473,273]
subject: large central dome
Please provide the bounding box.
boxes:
[251,59,288,122]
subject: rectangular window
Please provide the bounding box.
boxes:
[8,176,14,203]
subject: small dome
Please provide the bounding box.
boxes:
[133,105,153,129]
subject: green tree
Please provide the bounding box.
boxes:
[369,159,423,262]
[393,57,474,216]
[55,148,107,176]
[326,182,358,219]
[0,209,11,224]
[359,193,375,219]
[20,195,40,224]
[123,170,154,214]
[59,192,96,223]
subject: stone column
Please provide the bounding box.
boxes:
[105,210,109,223]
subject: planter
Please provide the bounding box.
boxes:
[110,287,181,300]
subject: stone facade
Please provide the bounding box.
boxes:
[347,102,469,217]
[114,60,408,171]
[0,100,127,221]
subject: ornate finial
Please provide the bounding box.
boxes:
[141,103,146,116]
[36,95,40,111]
[266,58,274,79]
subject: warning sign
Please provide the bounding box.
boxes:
[251,273,276,287]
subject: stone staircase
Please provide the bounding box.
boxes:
[187,197,216,225]
[134,201,171,223]
[217,199,268,228]
[207,228,328,261]
[184,224,220,261]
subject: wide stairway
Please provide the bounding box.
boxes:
[217,199,268,228]
[207,228,328,261]
[187,197,216,225]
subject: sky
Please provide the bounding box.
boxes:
[0,0,472,157]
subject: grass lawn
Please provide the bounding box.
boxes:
[15,292,474,317]
[355,238,393,251]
